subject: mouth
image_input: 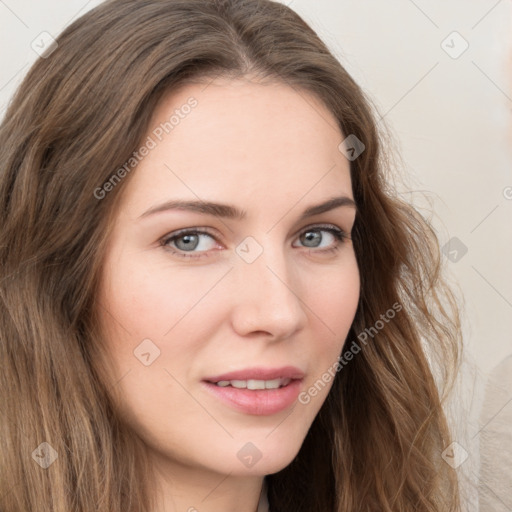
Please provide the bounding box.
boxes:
[200,368,304,415]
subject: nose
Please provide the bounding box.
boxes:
[229,241,308,340]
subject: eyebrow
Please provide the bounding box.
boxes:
[138,195,356,221]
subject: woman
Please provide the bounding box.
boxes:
[0,0,462,510]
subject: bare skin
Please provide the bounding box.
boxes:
[97,76,360,512]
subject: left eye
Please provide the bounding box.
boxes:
[293,227,345,249]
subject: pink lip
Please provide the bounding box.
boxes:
[201,379,303,415]
[203,366,305,383]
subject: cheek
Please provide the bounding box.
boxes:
[97,256,212,447]
[100,250,226,343]
[306,254,360,334]
[301,256,360,396]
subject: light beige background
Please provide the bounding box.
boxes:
[1,1,510,510]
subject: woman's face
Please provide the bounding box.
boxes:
[97,77,360,479]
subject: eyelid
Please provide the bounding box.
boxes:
[161,226,218,241]
[298,223,351,240]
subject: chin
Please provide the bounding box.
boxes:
[213,436,305,476]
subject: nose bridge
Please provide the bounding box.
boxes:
[230,235,307,337]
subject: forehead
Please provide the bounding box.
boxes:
[119,78,352,216]
[151,77,344,159]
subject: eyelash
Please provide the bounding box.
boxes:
[159,224,350,260]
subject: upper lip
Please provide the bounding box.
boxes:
[203,366,305,383]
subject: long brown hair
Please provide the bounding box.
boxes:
[0,0,462,510]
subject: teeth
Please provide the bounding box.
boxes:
[214,378,292,389]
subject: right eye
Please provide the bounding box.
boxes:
[160,228,220,259]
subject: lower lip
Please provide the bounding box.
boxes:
[201,379,302,415]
